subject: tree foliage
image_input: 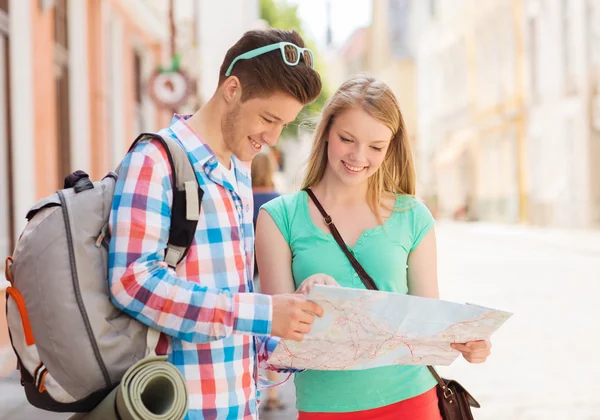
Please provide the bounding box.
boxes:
[259,0,330,138]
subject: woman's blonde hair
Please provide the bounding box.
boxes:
[251,151,278,189]
[301,74,416,219]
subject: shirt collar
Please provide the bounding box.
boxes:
[167,114,215,169]
[165,114,251,191]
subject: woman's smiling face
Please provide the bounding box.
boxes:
[326,107,394,186]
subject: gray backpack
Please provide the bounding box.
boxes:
[4,133,202,412]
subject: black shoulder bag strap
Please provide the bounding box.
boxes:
[303,187,443,386]
[125,133,204,268]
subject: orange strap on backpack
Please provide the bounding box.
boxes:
[5,256,35,346]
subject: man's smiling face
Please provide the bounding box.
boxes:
[222,92,304,162]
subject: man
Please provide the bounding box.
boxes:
[108,29,322,419]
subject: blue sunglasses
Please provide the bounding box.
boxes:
[225,42,315,77]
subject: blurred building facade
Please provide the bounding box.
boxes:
[525,0,600,227]
[196,0,262,102]
[0,0,176,376]
[410,0,600,228]
[367,0,417,149]
[322,0,419,184]
[0,0,176,263]
[0,0,263,260]
[0,0,261,372]
[590,1,600,227]
[409,0,523,224]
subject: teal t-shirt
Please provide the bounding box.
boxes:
[262,191,438,413]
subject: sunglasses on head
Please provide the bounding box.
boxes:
[225,42,315,77]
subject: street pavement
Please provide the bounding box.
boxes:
[0,371,67,420]
[1,221,599,419]
[433,222,600,420]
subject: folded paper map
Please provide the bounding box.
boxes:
[268,285,512,370]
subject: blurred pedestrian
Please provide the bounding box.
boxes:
[251,151,286,411]
[252,151,281,234]
[255,75,492,419]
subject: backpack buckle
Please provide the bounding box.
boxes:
[95,224,108,248]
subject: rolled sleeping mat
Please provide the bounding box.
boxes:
[68,356,188,420]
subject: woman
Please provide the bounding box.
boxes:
[252,150,281,231]
[255,75,491,419]
[251,150,286,412]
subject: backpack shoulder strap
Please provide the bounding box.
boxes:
[128,132,204,268]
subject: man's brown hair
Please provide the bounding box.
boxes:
[219,29,322,105]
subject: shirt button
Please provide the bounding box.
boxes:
[354,273,358,277]
[358,240,362,245]
[364,233,369,237]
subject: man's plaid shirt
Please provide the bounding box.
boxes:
[108,115,279,419]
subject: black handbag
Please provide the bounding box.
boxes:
[304,188,481,420]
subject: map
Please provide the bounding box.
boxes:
[268,285,512,370]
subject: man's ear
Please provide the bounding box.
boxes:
[221,76,242,103]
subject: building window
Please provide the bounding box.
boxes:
[0,1,14,256]
[562,0,575,93]
[388,0,410,58]
[54,0,71,185]
[54,0,68,49]
[589,0,600,66]
[528,18,539,102]
[133,52,145,134]
[134,53,143,104]
[429,0,436,18]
